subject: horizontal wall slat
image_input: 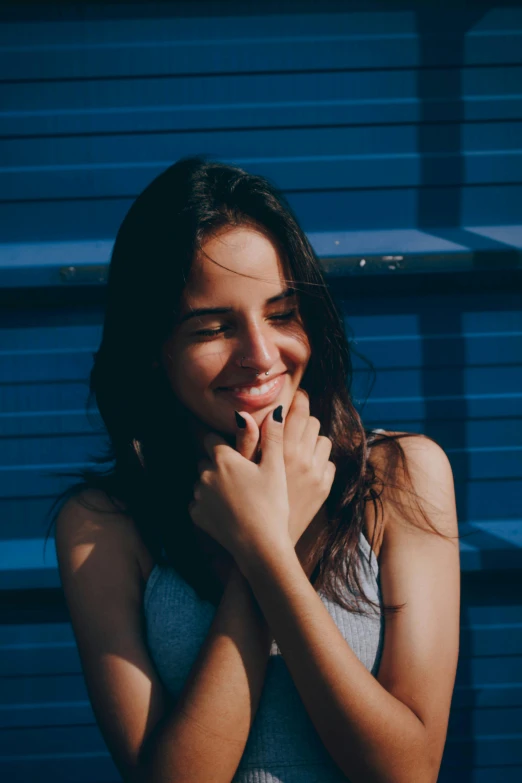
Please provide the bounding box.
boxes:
[440,768,522,783]
[2,15,521,82]
[442,736,522,767]
[1,67,521,137]
[0,755,118,783]
[0,326,102,351]
[0,723,109,755]
[0,436,102,467]
[6,118,519,163]
[0,645,80,676]
[364,419,522,449]
[448,707,522,736]
[453,684,522,709]
[0,383,92,415]
[3,186,522,245]
[0,673,87,704]
[352,334,522,368]
[353,366,522,400]
[0,412,103,438]
[462,484,522,524]
[362,396,522,420]
[3,122,522,201]
[2,7,520,47]
[0,701,94,729]
[4,155,522,204]
[0,497,63,539]
[460,626,522,657]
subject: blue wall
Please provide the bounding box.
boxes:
[0,2,521,781]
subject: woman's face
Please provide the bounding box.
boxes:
[161,225,311,441]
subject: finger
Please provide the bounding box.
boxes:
[324,460,337,490]
[313,435,333,469]
[234,410,260,462]
[284,388,310,445]
[313,434,333,459]
[301,416,322,455]
[259,403,285,471]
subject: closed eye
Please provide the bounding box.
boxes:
[194,309,298,337]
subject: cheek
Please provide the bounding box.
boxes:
[290,330,312,364]
[175,347,225,390]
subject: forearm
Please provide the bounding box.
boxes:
[239,543,434,783]
[140,565,273,783]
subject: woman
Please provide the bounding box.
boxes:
[52,156,460,783]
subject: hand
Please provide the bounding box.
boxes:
[189,407,291,572]
[223,390,336,548]
[232,390,336,547]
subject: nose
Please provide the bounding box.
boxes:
[234,320,279,374]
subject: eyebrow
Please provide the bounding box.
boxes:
[179,287,296,325]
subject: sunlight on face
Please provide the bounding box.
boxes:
[160,225,311,437]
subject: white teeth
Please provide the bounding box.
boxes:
[230,378,278,395]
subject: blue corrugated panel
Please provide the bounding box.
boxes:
[0,2,521,781]
[0,2,521,256]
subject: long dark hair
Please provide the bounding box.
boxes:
[46,155,454,615]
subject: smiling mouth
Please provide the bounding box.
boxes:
[216,373,286,405]
[219,377,279,395]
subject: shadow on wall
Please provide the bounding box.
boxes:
[416,6,517,779]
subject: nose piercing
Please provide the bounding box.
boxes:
[241,356,270,377]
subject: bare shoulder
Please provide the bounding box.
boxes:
[364,430,457,559]
[370,431,460,776]
[382,431,457,530]
[54,489,170,777]
[55,488,154,587]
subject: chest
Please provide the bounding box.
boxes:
[143,554,384,700]
[139,506,335,605]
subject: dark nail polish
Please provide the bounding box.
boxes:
[273,405,283,423]
[234,410,247,429]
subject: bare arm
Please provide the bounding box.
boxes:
[234,437,460,783]
[141,563,273,782]
[55,492,273,783]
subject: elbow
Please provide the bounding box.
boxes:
[404,737,442,783]
[371,733,441,783]
[385,762,440,783]
[424,756,444,783]
[398,713,444,783]
[402,741,443,783]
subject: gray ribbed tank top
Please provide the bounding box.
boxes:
[144,528,384,782]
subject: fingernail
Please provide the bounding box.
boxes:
[234,410,247,428]
[272,405,283,422]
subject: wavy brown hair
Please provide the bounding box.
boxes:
[46,155,456,616]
